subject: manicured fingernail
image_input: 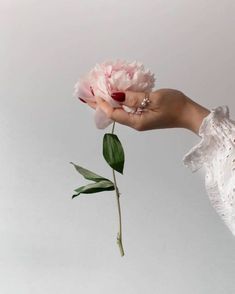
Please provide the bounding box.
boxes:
[79,97,87,103]
[90,86,95,96]
[111,92,125,102]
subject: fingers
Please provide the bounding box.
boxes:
[112,91,155,109]
[96,96,143,130]
[80,91,156,111]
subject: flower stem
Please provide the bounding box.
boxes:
[111,122,125,257]
[111,121,116,134]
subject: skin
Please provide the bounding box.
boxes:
[86,88,210,135]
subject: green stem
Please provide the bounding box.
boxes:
[112,168,124,256]
[111,122,125,257]
[111,121,116,134]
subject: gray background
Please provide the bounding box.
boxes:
[1,0,235,293]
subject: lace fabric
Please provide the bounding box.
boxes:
[183,106,235,236]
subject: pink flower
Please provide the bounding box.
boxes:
[73,60,156,129]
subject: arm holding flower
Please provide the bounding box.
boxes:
[73,60,235,256]
[91,88,210,135]
[86,89,235,237]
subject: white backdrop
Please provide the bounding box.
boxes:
[1,0,235,293]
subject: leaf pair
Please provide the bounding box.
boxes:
[71,163,115,198]
[71,132,125,198]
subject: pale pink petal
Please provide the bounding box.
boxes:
[94,107,113,129]
[74,79,94,101]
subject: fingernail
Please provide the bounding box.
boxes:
[79,97,87,103]
[111,92,125,102]
[90,86,95,96]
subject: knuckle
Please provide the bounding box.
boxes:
[130,95,139,107]
[152,90,163,102]
[126,91,140,107]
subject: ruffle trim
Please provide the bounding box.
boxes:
[183,105,230,172]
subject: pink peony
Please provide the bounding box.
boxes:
[73,60,156,129]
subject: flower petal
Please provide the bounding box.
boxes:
[94,107,113,129]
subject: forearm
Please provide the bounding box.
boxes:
[180,96,210,135]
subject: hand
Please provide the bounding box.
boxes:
[86,88,210,135]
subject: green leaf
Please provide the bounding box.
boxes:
[103,133,125,174]
[72,180,115,198]
[70,162,110,182]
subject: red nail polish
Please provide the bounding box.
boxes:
[79,97,87,103]
[111,92,125,102]
[90,86,95,96]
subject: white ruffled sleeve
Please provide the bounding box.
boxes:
[183,106,235,236]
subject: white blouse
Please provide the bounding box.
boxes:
[183,106,235,236]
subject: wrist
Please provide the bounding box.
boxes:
[180,97,210,135]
